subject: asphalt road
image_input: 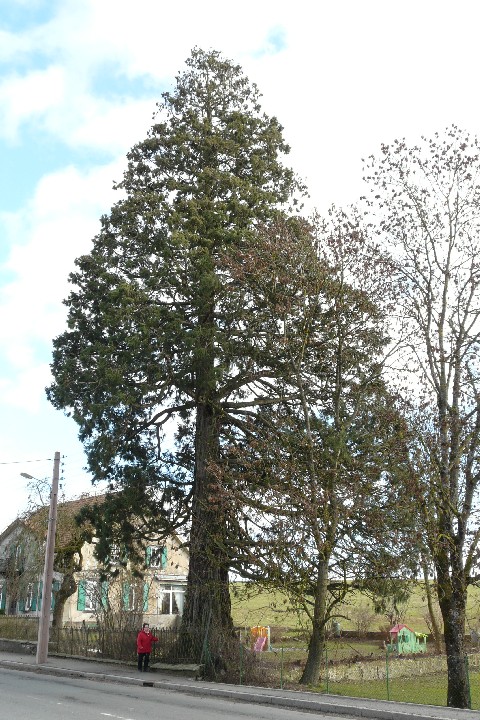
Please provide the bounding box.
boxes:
[0,668,350,720]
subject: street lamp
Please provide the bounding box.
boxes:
[21,453,60,664]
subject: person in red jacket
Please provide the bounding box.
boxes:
[137,623,158,672]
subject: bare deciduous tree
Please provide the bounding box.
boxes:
[365,126,480,708]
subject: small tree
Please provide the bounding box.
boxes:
[2,526,44,615]
[348,603,376,638]
[2,486,93,626]
[222,212,410,684]
[369,578,411,628]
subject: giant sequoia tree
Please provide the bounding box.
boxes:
[47,49,301,650]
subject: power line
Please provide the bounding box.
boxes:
[0,457,54,466]
[0,453,81,467]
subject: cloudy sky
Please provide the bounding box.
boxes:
[1,0,479,529]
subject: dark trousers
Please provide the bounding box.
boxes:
[138,652,150,671]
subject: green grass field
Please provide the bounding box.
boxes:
[230,582,480,635]
[231,583,480,708]
[319,674,453,707]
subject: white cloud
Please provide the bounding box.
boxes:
[0,160,124,409]
[0,0,297,151]
[0,362,51,412]
[60,96,155,154]
[0,28,32,61]
[0,66,66,141]
[2,0,480,529]
[35,0,293,76]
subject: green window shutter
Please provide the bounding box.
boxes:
[37,581,43,611]
[145,546,152,567]
[31,585,38,612]
[0,584,5,610]
[161,547,167,569]
[18,596,25,613]
[101,581,109,610]
[77,580,86,611]
[51,580,61,610]
[143,583,149,612]
[122,582,130,610]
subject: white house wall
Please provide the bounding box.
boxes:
[63,536,189,627]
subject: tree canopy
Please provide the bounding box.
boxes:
[48,48,303,652]
[219,212,410,683]
[47,49,480,704]
[365,126,480,708]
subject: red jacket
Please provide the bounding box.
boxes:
[137,629,158,653]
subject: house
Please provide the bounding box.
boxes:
[387,623,427,654]
[0,495,189,628]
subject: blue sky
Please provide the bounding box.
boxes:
[1,0,479,529]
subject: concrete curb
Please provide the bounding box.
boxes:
[150,681,423,719]
[146,680,479,720]
[0,657,477,720]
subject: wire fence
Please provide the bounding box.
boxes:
[0,617,209,664]
[246,644,480,708]
[2,616,480,708]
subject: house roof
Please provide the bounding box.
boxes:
[0,493,189,557]
[0,517,23,546]
[390,623,414,634]
[0,494,106,550]
[29,494,105,546]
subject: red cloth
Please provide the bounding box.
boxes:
[137,629,158,653]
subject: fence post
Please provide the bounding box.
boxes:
[465,654,472,709]
[280,646,284,690]
[386,648,390,701]
[325,643,329,694]
[239,641,243,685]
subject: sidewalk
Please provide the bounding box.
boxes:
[0,649,477,720]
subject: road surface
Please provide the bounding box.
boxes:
[0,667,350,720]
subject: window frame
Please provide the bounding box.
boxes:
[25,583,34,612]
[146,545,167,569]
[157,584,185,616]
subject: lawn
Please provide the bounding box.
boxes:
[318,672,480,709]
[230,582,480,635]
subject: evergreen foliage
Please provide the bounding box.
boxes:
[48,48,302,649]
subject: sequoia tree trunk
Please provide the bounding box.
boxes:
[180,400,233,671]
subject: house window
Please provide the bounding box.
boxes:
[78,580,100,612]
[84,580,98,611]
[157,584,185,615]
[77,579,109,612]
[25,584,34,612]
[123,583,136,611]
[15,545,23,571]
[146,546,167,569]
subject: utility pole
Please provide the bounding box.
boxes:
[36,451,60,664]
